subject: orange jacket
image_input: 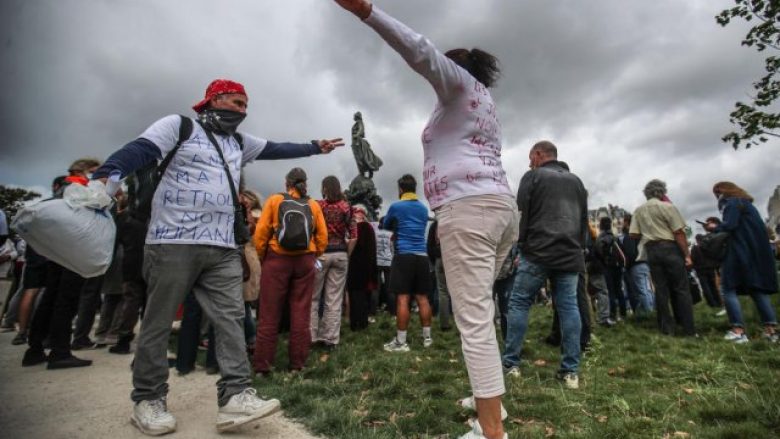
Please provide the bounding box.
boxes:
[254,188,328,260]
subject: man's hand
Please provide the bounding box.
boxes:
[684,255,693,270]
[333,0,373,20]
[317,138,345,154]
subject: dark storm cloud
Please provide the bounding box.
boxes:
[1,0,778,224]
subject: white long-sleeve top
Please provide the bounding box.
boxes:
[364,7,513,209]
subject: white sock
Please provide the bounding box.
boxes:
[397,330,407,344]
[422,326,431,339]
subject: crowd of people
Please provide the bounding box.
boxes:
[1,1,779,439]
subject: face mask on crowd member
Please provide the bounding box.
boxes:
[193,79,249,135]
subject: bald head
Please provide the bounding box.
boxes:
[529,140,558,169]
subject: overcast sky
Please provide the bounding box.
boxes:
[1,0,779,230]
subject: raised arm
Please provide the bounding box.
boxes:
[333,0,467,102]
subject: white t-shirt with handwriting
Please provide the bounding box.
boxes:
[141,115,266,248]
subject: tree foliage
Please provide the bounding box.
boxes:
[717,0,780,149]
[0,185,41,221]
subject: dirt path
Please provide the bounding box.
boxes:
[0,280,321,439]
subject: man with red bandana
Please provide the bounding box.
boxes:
[92,79,343,435]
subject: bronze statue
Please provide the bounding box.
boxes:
[351,111,383,178]
[345,175,382,222]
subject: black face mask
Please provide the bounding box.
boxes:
[198,109,246,135]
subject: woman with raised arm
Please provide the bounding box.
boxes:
[333,2,517,438]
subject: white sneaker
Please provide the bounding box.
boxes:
[556,372,579,389]
[216,388,281,432]
[383,338,410,352]
[131,398,176,436]
[715,309,727,317]
[504,366,521,378]
[457,395,508,420]
[724,330,749,344]
[458,418,508,439]
[423,337,433,348]
[762,332,779,343]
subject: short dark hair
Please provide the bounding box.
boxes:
[397,174,417,194]
[444,48,501,88]
[599,216,612,231]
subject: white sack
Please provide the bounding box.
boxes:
[12,181,116,278]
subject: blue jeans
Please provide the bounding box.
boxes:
[625,263,654,315]
[503,256,581,374]
[722,288,778,328]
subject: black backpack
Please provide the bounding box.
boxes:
[596,233,625,268]
[126,115,244,223]
[698,232,730,262]
[276,193,314,250]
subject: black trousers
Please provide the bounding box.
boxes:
[697,269,721,308]
[28,262,87,359]
[605,266,627,318]
[176,292,217,373]
[95,294,123,338]
[492,275,513,342]
[349,289,370,331]
[646,242,695,336]
[112,279,147,341]
[378,267,394,314]
[73,276,104,343]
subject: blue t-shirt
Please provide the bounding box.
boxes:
[382,197,428,255]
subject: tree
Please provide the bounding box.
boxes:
[717,0,780,149]
[0,185,41,221]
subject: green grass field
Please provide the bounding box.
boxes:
[248,296,780,439]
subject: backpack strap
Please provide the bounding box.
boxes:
[233,132,244,151]
[154,115,192,181]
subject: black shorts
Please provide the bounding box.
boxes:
[389,254,432,295]
[22,263,48,289]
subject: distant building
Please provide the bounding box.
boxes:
[588,204,628,233]
[768,185,780,232]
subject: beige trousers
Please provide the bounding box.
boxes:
[435,194,519,398]
[310,252,349,345]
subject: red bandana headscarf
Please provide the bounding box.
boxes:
[192,79,247,113]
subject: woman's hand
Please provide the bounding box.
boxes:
[333,0,373,20]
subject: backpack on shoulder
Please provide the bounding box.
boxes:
[276,193,314,251]
[126,115,245,226]
[698,232,730,262]
[127,115,193,223]
[597,233,625,268]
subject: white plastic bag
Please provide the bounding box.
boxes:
[12,181,116,278]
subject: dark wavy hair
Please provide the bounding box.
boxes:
[285,167,308,198]
[445,48,501,88]
[321,175,345,202]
